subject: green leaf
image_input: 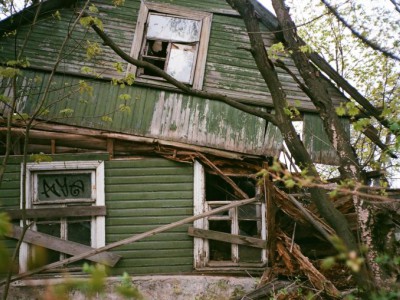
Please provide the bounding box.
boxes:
[113,62,124,73]
[284,179,296,188]
[89,4,99,13]
[52,10,61,20]
[30,153,52,163]
[335,105,346,116]
[0,213,11,237]
[119,104,131,114]
[321,257,336,270]
[101,116,113,123]
[118,93,131,101]
[59,108,74,117]
[85,41,102,60]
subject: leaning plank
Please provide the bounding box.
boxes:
[188,227,266,249]
[3,206,106,220]
[6,225,121,267]
[1,197,259,285]
[196,152,249,199]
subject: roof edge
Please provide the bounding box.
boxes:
[0,0,77,34]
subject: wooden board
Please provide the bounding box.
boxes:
[188,227,266,249]
[3,206,106,220]
[7,225,121,267]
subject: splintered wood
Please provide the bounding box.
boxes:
[277,230,340,298]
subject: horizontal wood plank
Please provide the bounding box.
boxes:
[7,225,121,267]
[3,206,106,220]
[188,227,266,249]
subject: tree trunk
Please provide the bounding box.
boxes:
[226,0,376,290]
[271,0,380,288]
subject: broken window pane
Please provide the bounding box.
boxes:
[147,14,201,42]
[209,220,232,261]
[239,220,262,262]
[166,43,196,84]
[68,218,91,246]
[36,221,61,265]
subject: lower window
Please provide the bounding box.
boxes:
[19,161,105,272]
[193,161,267,269]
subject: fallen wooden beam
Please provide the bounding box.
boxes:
[6,225,121,267]
[188,227,266,249]
[196,152,249,199]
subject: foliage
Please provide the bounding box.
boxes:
[287,0,400,187]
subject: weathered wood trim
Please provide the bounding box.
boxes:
[126,2,212,90]
[7,225,121,267]
[3,206,106,220]
[126,1,148,76]
[193,160,207,268]
[188,227,267,249]
[1,122,261,160]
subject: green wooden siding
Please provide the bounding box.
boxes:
[0,0,346,111]
[0,155,195,275]
[303,113,350,165]
[105,158,194,275]
[1,69,281,156]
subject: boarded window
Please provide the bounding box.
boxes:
[19,161,106,272]
[193,161,267,268]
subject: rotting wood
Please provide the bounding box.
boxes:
[277,230,341,298]
[196,152,249,199]
[7,225,121,267]
[188,227,266,249]
[260,174,278,286]
[0,122,260,160]
[51,139,56,154]
[107,138,114,159]
[274,186,335,238]
[0,197,259,285]
[286,193,334,240]
[3,206,106,220]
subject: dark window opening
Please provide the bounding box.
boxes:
[205,172,262,264]
[29,216,92,269]
[209,220,231,261]
[205,173,256,201]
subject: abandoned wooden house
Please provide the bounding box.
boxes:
[0,0,390,298]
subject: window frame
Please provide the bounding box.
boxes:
[193,161,267,269]
[19,161,105,272]
[127,2,212,90]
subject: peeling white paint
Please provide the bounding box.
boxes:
[149,93,280,155]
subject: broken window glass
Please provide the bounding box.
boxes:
[147,14,200,42]
[204,173,265,264]
[139,14,202,84]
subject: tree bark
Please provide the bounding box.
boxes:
[226,0,376,291]
[271,0,378,289]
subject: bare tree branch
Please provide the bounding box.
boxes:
[389,0,400,14]
[321,0,400,61]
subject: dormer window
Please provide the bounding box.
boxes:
[128,2,212,89]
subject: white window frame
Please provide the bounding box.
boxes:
[127,2,212,90]
[19,161,105,272]
[193,161,267,269]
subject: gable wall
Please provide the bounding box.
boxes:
[0,0,345,110]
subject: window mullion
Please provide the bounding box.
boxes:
[231,207,239,263]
